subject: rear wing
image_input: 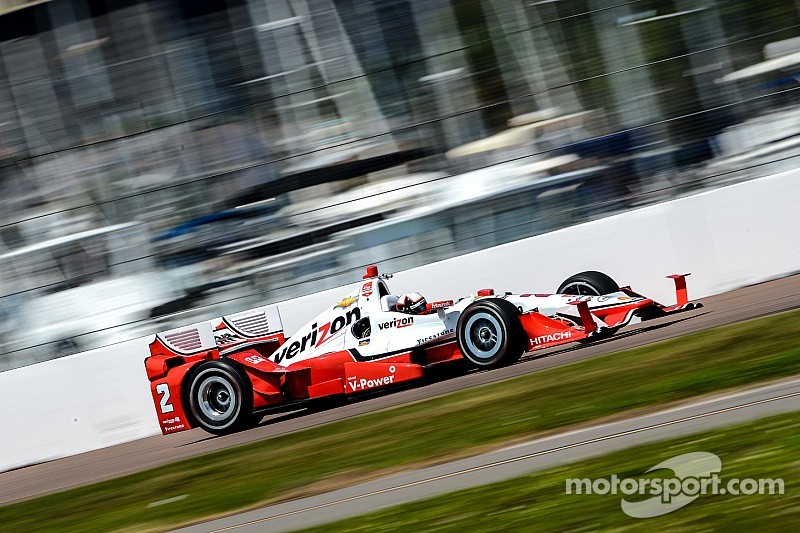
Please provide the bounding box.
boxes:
[146,304,285,380]
[211,305,285,355]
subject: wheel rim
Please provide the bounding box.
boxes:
[196,374,237,422]
[560,281,602,296]
[464,312,503,360]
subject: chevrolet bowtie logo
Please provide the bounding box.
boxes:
[334,296,358,309]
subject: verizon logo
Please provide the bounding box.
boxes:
[378,316,414,330]
[274,307,361,364]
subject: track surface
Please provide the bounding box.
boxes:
[174,377,800,532]
[1,275,799,505]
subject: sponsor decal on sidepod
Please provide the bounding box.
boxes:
[348,366,396,392]
[273,307,361,364]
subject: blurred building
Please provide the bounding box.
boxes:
[1,0,799,369]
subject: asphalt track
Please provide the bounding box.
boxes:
[173,377,800,533]
[1,275,799,506]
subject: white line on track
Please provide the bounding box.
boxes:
[148,495,189,508]
[209,389,800,531]
[500,375,800,451]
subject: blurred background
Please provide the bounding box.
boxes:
[1,0,798,370]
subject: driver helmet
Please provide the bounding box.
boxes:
[396,292,427,314]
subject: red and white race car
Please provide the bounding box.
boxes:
[145,266,701,435]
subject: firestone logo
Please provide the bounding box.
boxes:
[162,415,185,433]
[417,328,454,345]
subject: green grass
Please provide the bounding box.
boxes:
[2,309,800,532]
[303,411,800,532]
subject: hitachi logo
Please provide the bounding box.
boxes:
[378,316,414,330]
[531,331,572,346]
[274,307,361,364]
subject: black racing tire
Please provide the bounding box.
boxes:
[184,360,254,436]
[456,298,526,369]
[557,271,619,296]
[246,412,265,429]
[558,272,621,342]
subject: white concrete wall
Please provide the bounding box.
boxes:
[0,337,158,471]
[2,170,799,472]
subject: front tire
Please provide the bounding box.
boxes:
[185,360,253,435]
[558,271,620,341]
[557,271,619,296]
[456,299,525,368]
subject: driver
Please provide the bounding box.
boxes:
[396,292,428,314]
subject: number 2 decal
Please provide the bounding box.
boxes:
[156,383,174,414]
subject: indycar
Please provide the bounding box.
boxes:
[145,265,701,435]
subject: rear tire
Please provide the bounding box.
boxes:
[456,299,525,368]
[185,360,254,435]
[557,271,619,296]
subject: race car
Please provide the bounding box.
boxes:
[144,265,701,435]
